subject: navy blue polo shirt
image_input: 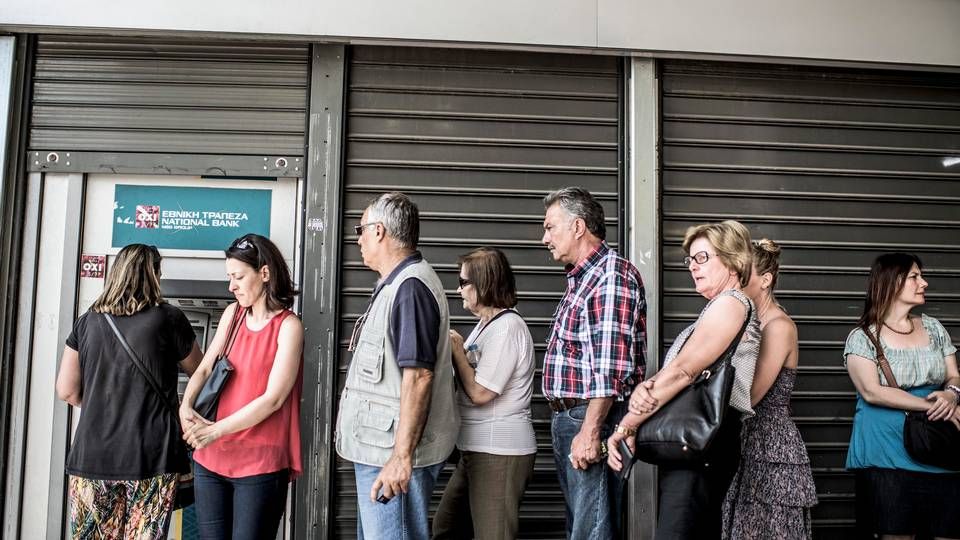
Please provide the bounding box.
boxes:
[371,252,441,370]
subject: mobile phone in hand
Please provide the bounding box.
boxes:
[615,439,636,481]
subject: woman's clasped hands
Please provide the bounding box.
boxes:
[180,406,223,450]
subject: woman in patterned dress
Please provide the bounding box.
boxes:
[843,253,960,539]
[56,244,203,539]
[607,220,761,540]
[721,239,817,539]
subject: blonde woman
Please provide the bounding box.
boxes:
[56,244,202,539]
[607,220,761,540]
[722,239,817,539]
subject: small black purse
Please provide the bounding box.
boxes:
[194,305,244,421]
[868,331,960,471]
[631,304,751,466]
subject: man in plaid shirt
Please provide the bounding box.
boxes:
[541,187,646,539]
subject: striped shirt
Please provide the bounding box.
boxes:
[542,243,647,400]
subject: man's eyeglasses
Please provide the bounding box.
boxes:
[353,222,381,236]
[683,251,713,266]
[347,309,370,352]
[458,277,472,288]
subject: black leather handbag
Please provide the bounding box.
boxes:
[194,305,244,421]
[869,331,960,471]
[103,313,194,509]
[631,305,751,466]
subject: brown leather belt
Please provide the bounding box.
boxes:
[547,397,589,412]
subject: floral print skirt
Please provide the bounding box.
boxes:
[69,473,177,540]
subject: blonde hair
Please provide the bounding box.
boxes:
[752,238,782,289]
[682,220,753,288]
[91,244,164,316]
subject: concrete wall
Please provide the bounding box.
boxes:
[2,0,959,67]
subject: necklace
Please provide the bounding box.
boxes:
[883,318,915,335]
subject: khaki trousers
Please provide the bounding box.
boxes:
[432,451,536,540]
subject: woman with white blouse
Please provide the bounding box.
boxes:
[432,247,536,540]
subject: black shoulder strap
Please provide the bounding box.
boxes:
[220,303,245,359]
[103,313,180,417]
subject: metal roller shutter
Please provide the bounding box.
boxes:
[334,46,623,539]
[660,61,960,539]
[29,35,308,159]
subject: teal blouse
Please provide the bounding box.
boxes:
[843,314,957,472]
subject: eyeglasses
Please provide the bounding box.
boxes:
[353,222,381,236]
[347,308,371,352]
[683,251,713,266]
[458,277,472,288]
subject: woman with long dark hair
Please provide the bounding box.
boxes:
[844,252,960,539]
[56,244,202,538]
[179,233,304,540]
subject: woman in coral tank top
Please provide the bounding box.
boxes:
[180,234,304,540]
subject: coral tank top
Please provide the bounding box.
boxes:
[194,309,303,479]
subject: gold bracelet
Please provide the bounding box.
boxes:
[615,424,636,437]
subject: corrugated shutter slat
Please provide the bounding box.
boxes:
[29,36,308,157]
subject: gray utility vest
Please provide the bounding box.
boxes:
[335,258,459,467]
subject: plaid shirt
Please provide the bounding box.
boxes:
[543,243,647,400]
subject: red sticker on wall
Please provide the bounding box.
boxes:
[80,255,107,279]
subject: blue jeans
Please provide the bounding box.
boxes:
[551,402,626,540]
[193,461,288,540]
[354,462,444,540]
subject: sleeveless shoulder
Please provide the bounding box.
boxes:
[717,288,752,308]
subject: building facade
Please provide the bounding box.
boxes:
[2,3,959,539]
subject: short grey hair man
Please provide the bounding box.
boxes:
[543,187,606,241]
[366,192,420,250]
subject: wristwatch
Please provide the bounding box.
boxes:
[946,384,960,403]
[615,424,637,437]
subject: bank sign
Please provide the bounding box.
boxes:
[112,185,272,251]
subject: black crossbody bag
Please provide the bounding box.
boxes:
[193,305,244,421]
[103,312,194,509]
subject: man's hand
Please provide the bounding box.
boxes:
[369,454,413,502]
[569,427,604,471]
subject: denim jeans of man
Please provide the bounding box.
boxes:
[551,402,626,540]
[354,461,444,540]
[193,461,288,540]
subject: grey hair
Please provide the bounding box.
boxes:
[366,192,420,250]
[543,186,606,240]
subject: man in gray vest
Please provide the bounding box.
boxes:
[335,192,459,540]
